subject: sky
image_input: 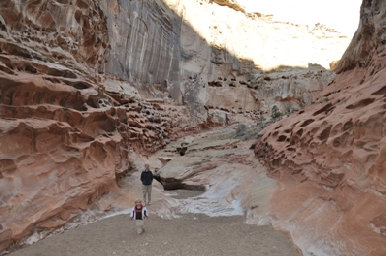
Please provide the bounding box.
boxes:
[237,0,362,36]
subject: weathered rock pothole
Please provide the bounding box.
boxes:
[159,177,206,191]
[154,168,206,191]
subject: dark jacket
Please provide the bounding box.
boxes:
[141,170,153,185]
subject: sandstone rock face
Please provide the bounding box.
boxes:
[0,59,123,250]
[0,1,191,251]
[0,53,193,251]
[255,1,386,255]
[97,0,348,120]
[0,0,357,252]
[0,0,109,74]
[335,0,386,73]
[0,0,347,123]
[150,125,276,219]
[160,0,348,120]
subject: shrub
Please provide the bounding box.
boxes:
[271,105,282,119]
[235,123,247,137]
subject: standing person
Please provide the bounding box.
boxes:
[140,164,153,205]
[225,113,230,126]
[130,199,148,234]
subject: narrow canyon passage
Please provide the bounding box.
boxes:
[8,125,300,256]
[1,0,384,255]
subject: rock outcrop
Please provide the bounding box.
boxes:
[0,0,357,253]
[0,0,191,251]
[255,0,386,255]
[98,0,349,121]
[0,52,194,251]
[161,0,348,120]
[334,0,386,73]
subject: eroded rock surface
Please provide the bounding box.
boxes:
[0,0,363,253]
[151,124,277,219]
[99,0,346,119]
[255,0,386,255]
[0,1,192,251]
[0,52,195,251]
[162,0,347,119]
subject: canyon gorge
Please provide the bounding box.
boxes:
[0,0,385,255]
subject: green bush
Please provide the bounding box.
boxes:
[235,123,247,137]
[271,105,282,119]
[233,123,262,141]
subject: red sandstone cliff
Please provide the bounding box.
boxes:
[255,0,386,255]
[0,0,194,251]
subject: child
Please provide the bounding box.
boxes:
[130,199,148,234]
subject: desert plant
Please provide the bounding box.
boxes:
[271,105,282,119]
[233,124,263,141]
[234,123,247,137]
[256,115,266,128]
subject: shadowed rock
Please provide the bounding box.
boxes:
[176,146,188,156]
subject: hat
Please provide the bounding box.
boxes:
[135,199,142,203]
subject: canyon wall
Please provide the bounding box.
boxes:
[0,0,192,251]
[99,0,349,121]
[255,0,386,255]
[158,0,350,120]
[0,0,352,252]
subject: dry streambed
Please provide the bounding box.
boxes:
[9,213,299,256]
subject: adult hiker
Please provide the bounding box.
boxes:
[140,164,154,205]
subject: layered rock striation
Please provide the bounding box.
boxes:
[95,0,348,121]
[161,0,349,120]
[0,51,192,252]
[0,0,357,253]
[255,0,386,255]
[0,0,192,251]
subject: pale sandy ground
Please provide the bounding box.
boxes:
[9,212,300,256]
[8,188,300,256]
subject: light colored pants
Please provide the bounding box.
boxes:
[142,185,152,204]
[135,220,144,234]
